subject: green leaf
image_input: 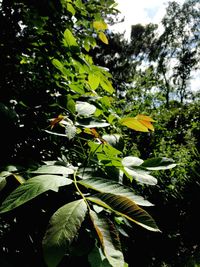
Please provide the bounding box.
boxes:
[0,175,72,213]
[124,167,157,185]
[30,165,74,175]
[93,21,108,31]
[0,176,7,191]
[66,3,76,15]
[88,244,112,267]
[90,210,124,267]
[66,94,76,114]
[122,156,144,167]
[88,73,100,90]
[88,193,160,232]
[43,199,88,267]
[100,79,114,94]
[78,177,153,206]
[63,29,78,47]
[76,101,96,117]
[141,157,177,170]
[99,32,109,45]
[52,59,64,70]
[68,83,85,94]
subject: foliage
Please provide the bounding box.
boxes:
[0,1,177,267]
[87,1,200,266]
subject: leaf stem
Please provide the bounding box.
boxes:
[73,170,90,210]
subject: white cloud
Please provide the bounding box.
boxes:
[110,0,185,40]
[190,70,200,92]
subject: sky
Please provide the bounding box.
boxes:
[110,0,200,93]
[111,0,185,40]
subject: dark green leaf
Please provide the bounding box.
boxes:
[90,210,124,267]
[0,175,72,213]
[88,193,160,232]
[78,178,153,206]
[30,165,74,175]
[43,199,87,267]
[141,157,177,170]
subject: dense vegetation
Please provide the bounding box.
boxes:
[0,0,199,266]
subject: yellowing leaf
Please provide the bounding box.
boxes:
[120,115,155,132]
[120,117,149,132]
[98,32,108,45]
[93,20,108,31]
[135,114,155,122]
[135,114,155,131]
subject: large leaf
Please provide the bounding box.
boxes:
[141,157,177,170]
[88,244,112,267]
[30,165,74,175]
[90,210,124,267]
[43,199,88,267]
[78,178,153,206]
[122,156,144,167]
[120,117,149,132]
[0,175,72,213]
[124,167,157,185]
[87,193,160,232]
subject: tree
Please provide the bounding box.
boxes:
[0,1,176,267]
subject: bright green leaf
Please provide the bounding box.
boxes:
[0,175,72,213]
[52,59,63,70]
[63,29,78,47]
[93,21,108,31]
[66,3,76,15]
[88,73,100,90]
[100,79,114,94]
[68,83,85,94]
[99,32,109,45]
[43,199,87,267]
